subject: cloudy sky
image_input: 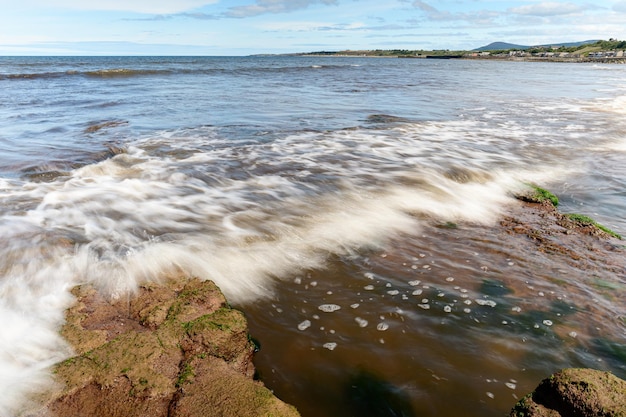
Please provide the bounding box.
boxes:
[1,0,625,55]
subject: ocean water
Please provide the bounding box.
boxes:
[0,56,625,416]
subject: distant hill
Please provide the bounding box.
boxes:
[474,42,529,51]
[474,40,600,51]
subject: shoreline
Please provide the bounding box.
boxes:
[295,53,626,64]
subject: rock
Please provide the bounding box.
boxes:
[510,368,626,417]
[26,275,300,417]
[501,198,624,275]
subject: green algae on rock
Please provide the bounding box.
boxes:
[516,184,560,207]
[26,276,300,417]
[564,213,622,240]
[513,185,622,241]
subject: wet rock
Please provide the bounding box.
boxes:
[501,197,624,274]
[26,275,300,417]
[365,114,411,124]
[510,368,626,417]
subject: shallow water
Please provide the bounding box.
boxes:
[0,56,625,416]
[245,220,625,416]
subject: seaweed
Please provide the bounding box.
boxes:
[565,213,622,239]
[517,184,559,206]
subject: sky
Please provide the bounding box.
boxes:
[1,0,625,55]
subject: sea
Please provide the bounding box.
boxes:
[0,56,625,417]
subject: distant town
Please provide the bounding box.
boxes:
[296,39,626,63]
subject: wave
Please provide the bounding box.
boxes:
[0,62,357,82]
[83,68,171,78]
[0,68,175,81]
[0,95,621,413]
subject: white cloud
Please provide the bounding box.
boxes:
[412,0,437,14]
[258,20,335,31]
[509,2,586,17]
[257,20,365,32]
[613,1,626,13]
[410,1,499,24]
[4,0,218,14]
[226,0,338,18]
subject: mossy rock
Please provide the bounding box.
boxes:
[26,276,300,417]
[516,184,559,206]
[510,368,626,417]
[564,213,622,239]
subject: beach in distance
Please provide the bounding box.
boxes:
[0,55,625,417]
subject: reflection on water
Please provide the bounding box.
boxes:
[346,369,416,417]
[243,217,625,417]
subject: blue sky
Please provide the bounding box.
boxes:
[1,0,625,55]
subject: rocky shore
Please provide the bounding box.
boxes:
[25,275,300,417]
[20,186,626,417]
[511,368,626,417]
[504,189,626,416]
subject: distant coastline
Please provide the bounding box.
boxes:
[293,53,626,64]
[288,38,626,64]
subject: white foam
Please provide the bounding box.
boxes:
[322,342,337,351]
[318,304,341,313]
[601,95,626,115]
[475,299,497,307]
[0,118,585,413]
[355,317,368,328]
[376,322,389,331]
[297,320,311,331]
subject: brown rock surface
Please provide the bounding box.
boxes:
[26,275,300,417]
[510,368,626,417]
[502,197,624,274]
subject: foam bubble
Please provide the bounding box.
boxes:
[475,299,497,307]
[298,320,312,331]
[376,322,389,331]
[323,342,337,351]
[355,317,369,328]
[318,304,341,313]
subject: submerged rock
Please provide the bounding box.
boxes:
[26,275,300,417]
[510,368,626,417]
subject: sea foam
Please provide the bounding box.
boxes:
[0,119,582,413]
